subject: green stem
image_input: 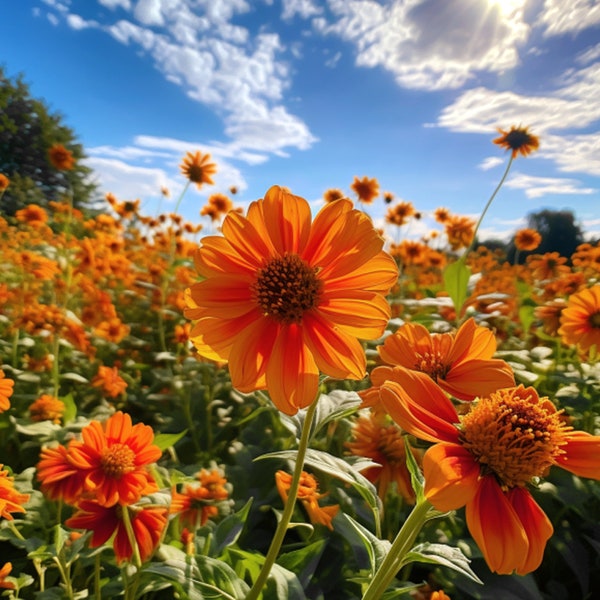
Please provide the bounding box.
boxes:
[245,398,319,600]
[362,498,433,600]
[94,553,102,600]
[121,505,143,569]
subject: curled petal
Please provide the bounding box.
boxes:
[555,431,600,479]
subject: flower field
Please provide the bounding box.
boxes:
[0,130,599,600]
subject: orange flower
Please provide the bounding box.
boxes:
[275,470,339,530]
[346,410,419,503]
[434,207,451,224]
[323,188,345,203]
[0,370,14,413]
[93,318,130,343]
[66,412,162,507]
[534,299,567,336]
[91,365,128,398]
[0,465,30,520]
[527,252,571,281]
[184,185,398,414]
[350,176,379,204]
[37,445,86,504]
[558,285,600,352]
[15,204,48,227]
[48,143,75,170]
[377,371,600,575]
[66,501,167,564]
[201,193,233,221]
[0,174,9,192]
[180,151,217,188]
[371,318,514,401]
[493,125,540,158]
[514,228,542,252]
[445,215,475,251]
[0,563,15,590]
[29,394,65,424]
[170,468,229,528]
[385,201,415,226]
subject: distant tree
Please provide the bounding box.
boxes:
[0,66,98,216]
[506,209,585,263]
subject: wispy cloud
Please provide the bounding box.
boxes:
[505,172,596,198]
[536,0,600,37]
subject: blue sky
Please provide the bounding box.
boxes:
[3,0,600,241]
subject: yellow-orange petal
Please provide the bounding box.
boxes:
[508,487,553,575]
[448,318,496,364]
[261,186,312,255]
[266,323,319,415]
[554,431,600,479]
[303,312,367,380]
[187,277,254,319]
[423,443,480,511]
[466,476,529,575]
[194,236,257,276]
[441,359,515,401]
[378,322,432,367]
[326,252,399,295]
[220,209,275,266]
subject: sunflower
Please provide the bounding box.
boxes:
[374,369,600,575]
[180,151,217,188]
[493,125,540,158]
[558,285,600,352]
[184,185,398,415]
[48,143,75,170]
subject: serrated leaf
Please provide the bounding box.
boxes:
[443,260,471,317]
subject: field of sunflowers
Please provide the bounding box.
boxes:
[0,127,599,600]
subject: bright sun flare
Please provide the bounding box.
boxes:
[487,0,525,15]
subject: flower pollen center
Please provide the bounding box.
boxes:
[589,311,600,329]
[459,387,570,489]
[415,351,449,381]
[100,443,136,478]
[252,253,322,324]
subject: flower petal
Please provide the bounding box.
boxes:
[555,430,600,479]
[187,276,254,319]
[325,251,399,294]
[423,443,479,511]
[466,476,528,575]
[441,359,515,401]
[194,235,257,276]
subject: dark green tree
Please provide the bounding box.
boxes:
[0,66,98,215]
[506,208,585,263]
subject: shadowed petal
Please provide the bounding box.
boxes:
[555,431,600,479]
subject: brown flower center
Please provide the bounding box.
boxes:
[459,387,569,489]
[504,129,534,151]
[589,312,600,329]
[252,253,322,324]
[100,444,136,478]
[415,350,449,381]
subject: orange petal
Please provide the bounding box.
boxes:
[555,430,600,479]
[378,322,432,367]
[466,476,528,575]
[303,312,366,380]
[325,251,399,294]
[423,443,479,511]
[220,209,274,266]
[507,487,553,575]
[194,236,258,276]
[448,318,496,364]
[441,359,515,401]
[187,276,254,319]
[265,323,319,415]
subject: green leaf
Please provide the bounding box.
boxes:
[519,303,536,333]
[211,498,253,556]
[402,542,483,584]
[443,260,471,317]
[154,430,188,451]
[61,392,77,425]
[277,539,327,589]
[404,436,424,503]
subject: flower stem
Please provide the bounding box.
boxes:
[362,497,434,600]
[245,398,319,600]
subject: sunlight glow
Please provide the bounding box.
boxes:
[487,0,526,16]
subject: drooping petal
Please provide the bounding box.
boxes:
[379,370,460,443]
[466,476,529,575]
[422,443,480,511]
[508,487,553,575]
[555,430,600,479]
[265,323,319,415]
[303,312,366,380]
[441,358,515,401]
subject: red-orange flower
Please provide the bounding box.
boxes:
[376,370,600,575]
[0,563,15,590]
[66,412,162,507]
[275,470,339,530]
[558,285,600,352]
[184,185,398,415]
[0,465,30,520]
[371,318,514,401]
[66,501,167,564]
[91,365,128,398]
[48,143,75,170]
[170,468,229,528]
[29,394,65,424]
[180,151,217,188]
[493,125,540,158]
[0,370,14,413]
[514,228,542,252]
[15,204,48,227]
[37,445,86,504]
[445,215,475,251]
[350,176,379,204]
[0,174,9,192]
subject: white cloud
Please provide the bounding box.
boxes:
[504,172,596,198]
[66,14,97,29]
[98,0,132,8]
[282,0,322,20]
[537,0,600,37]
[134,0,165,26]
[479,156,504,170]
[315,0,530,90]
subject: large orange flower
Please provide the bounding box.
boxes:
[558,285,600,352]
[184,185,398,414]
[66,501,167,564]
[375,368,600,575]
[66,412,162,507]
[372,318,514,401]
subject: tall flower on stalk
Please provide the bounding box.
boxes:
[184,185,398,414]
[493,125,540,158]
[372,368,600,575]
[180,151,217,188]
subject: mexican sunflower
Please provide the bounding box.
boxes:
[180,151,217,188]
[558,285,600,352]
[184,185,398,415]
[493,125,540,158]
[66,411,162,507]
[65,501,168,564]
[374,368,600,575]
[370,318,514,402]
